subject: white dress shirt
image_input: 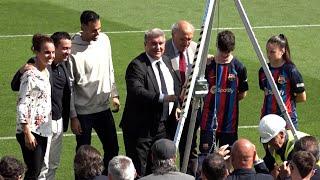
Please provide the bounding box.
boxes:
[147,54,174,114]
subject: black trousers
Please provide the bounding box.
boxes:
[178,108,201,177]
[199,131,238,153]
[16,132,47,180]
[76,109,119,174]
[123,121,168,177]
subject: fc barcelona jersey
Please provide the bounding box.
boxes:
[201,58,248,133]
[258,62,305,125]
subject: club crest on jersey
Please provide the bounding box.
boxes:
[228,73,236,81]
[278,75,285,84]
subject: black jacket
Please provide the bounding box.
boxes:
[120,53,180,138]
[227,168,273,180]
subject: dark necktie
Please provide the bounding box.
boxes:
[179,51,187,85]
[156,61,169,120]
[156,61,168,94]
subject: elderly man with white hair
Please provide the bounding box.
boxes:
[108,155,136,180]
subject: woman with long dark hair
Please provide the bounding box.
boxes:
[259,34,306,129]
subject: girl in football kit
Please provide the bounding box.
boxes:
[259,34,306,129]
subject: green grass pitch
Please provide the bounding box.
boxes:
[0,0,320,178]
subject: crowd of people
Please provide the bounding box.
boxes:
[1,9,318,180]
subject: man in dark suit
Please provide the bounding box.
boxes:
[120,28,180,177]
[11,32,72,180]
[227,139,273,180]
[164,20,199,176]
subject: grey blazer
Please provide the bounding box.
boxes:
[164,39,197,84]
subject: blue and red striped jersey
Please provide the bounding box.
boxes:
[201,58,248,133]
[258,62,305,125]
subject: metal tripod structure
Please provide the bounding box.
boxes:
[173,0,299,173]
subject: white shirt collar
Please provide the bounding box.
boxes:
[146,53,163,64]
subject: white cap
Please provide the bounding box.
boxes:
[259,114,286,143]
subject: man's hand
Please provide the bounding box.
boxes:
[175,108,181,120]
[71,117,82,135]
[164,95,177,102]
[207,54,215,65]
[271,165,280,179]
[217,144,231,160]
[278,161,291,179]
[19,63,35,73]
[112,97,120,113]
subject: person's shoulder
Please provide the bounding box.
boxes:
[232,57,245,65]
[283,62,296,68]
[177,172,194,179]
[71,32,81,42]
[190,40,197,47]
[164,39,174,55]
[283,62,301,75]
[133,52,147,61]
[296,130,309,138]
[166,172,195,179]
[92,175,108,180]
[99,32,110,41]
[259,63,271,73]
[255,173,273,179]
[258,66,264,73]
[27,57,35,63]
[227,173,273,180]
[71,32,89,47]
[162,54,170,62]
[281,62,299,73]
[231,57,246,70]
[128,52,148,67]
[139,172,195,180]
[189,41,197,52]
[21,69,37,81]
[165,39,172,45]
[139,174,154,180]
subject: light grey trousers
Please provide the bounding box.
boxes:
[38,118,63,180]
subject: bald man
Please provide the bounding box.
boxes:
[227,139,273,180]
[164,20,199,176]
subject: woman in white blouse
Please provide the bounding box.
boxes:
[16,34,54,180]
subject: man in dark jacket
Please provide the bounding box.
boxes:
[120,28,180,177]
[11,32,72,180]
[227,139,273,180]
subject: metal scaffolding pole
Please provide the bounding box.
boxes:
[175,0,299,174]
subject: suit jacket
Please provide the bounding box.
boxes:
[164,39,197,88]
[11,58,71,132]
[227,168,273,180]
[120,52,180,138]
[140,171,194,180]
